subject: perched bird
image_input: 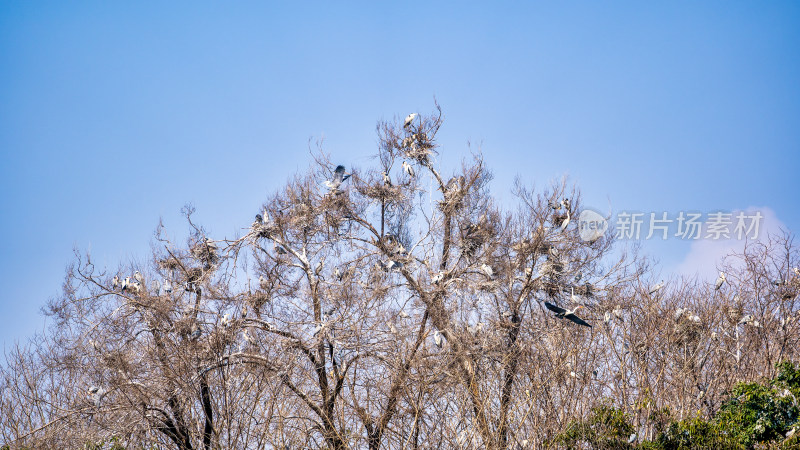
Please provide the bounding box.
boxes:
[274,244,287,255]
[649,280,665,295]
[480,264,494,278]
[382,171,392,187]
[402,160,415,177]
[133,271,144,284]
[255,213,263,224]
[544,302,591,327]
[221,314,231,328]
[334,267,344,281]
[403,113,418,129]
[163,279,173,294]
[674,308,686,321]
[121,277,132,293]
[431,272,444,285]
[571,287,580,304]
[189,326,202,341]
[399,310,410,319]
[433,330,443,348]
[259,275,269,290]
[772,278,785,286]
[715,272,726,290]
[628,434,637,444]
[738,314,760,327]
[604,311,612,324]
[150,280,161,295]
[389,322,397,334]
[111,276,120,290]
[558,210,571,232]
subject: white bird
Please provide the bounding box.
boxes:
[133,271,144,284]
[571,287,580,304]
[403,113,418,129]
[333,267,342,281]
[401,160,415,179]
[382,171,392,186]
[389,322,398,334]
[793,267,800,277]
[544,303,591,327]
[433,330,443,348]
[649,280,665,295]
[221,314,231,328]
[150,280,161,295]
[163,279,173,294]
[399,310,410,319]
[688,313,701,324]
[674,308,686,321]
[259,275,269,290]
[379,259,403,272]
[111,276,120,290]
[121,276,132,293]
[628,433,636,444]
[558,210,571,232]
[738,314,757,326]
[480,264,494,278]
[431,272,444,285]
[715,272,726,290]
[604,311,612,324]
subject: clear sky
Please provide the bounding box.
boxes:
[1,2,798,350]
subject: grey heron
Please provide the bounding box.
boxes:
[255,213,263,224]
[649,280,665,295]
[431,272,444,285]
[480,264,494,278]
[111,276,120,290]
[399,310,410,319]
[259,275,269,290]
[715,272,726,290]
[133,271,144,284]
[163,279,173,294]
[382,171,392,186]
[544,302,591,327]
[433,330,443,348]
[403,113,417,129]
[402,160,415,177]
[324,165,351,192]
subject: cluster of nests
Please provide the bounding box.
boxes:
[460,215,494,259]
[190,237,219,269]
[400,131,435,167]
[438,176,467,214]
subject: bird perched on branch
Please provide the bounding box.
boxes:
[404,113,418,129]
[715,272,726,290]
[324,165,351,193]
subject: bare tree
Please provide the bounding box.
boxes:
[2,107,798,449]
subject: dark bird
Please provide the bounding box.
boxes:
[544,302,591,327]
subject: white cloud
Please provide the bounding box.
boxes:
[671,207,786,280]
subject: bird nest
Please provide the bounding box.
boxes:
[190,239,219,266]
[248,291,271,314]
[401,132,435,165]
[361,183,405,203]
[157,256,181,272]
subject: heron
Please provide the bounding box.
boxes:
[738,314,759,327]
[324,165,351,192]
[111,276,120,290]
[544,302,591,327]
[571,287,580,304]
[674,308,686,321]
[190,326,201,341]
[255,213,263,224]
[773,278,785,286]
[150,280,161,295]
[382,171,392,186]
[259,275,269,290]
[715,272,726,290]
[399,310,410,319]
[604,311,612,324]
[480,264,494,278]
[433,330,443,348]
[163,279,173,294]
[649,280,665,295]
[379,259,403,272]
[121,277,132,293]
[402,160,415,177]
[404,113,418,129]
[221,314,231,328]
[431,272,444,285]
[559,210,571,232]
[274,244,287,255]
[389,322,397,334]
[133,271,144,284]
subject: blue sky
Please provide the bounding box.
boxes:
[1,2,798,350]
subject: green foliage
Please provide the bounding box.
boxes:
[651,361,800,450]
[713,362,800,448]
[656,415,741,450]
[555,403,635,449]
